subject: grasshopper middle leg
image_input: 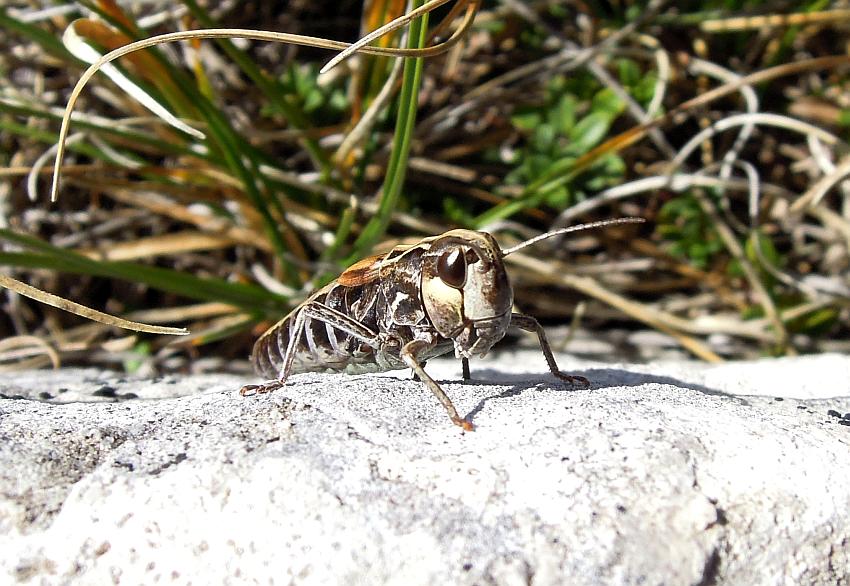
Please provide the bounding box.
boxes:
[461,357,471,381]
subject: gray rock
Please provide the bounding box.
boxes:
[1,352,849,585]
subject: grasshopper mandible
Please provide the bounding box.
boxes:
[241,218,644,430]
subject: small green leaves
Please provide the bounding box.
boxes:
[279,63,347,118]
[491,76,627,223]
[658,194,724,270]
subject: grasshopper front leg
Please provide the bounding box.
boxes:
[401,339,473,431]
[510,312,589,387]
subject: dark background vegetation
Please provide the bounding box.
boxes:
[1,0,848,375]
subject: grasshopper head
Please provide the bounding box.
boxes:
[419,218,646,359]
[421,230,513,359]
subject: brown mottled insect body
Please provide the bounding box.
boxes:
[252,269,452,378]
[243,219,644,430]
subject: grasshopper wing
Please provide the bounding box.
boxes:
[337,254,384,287]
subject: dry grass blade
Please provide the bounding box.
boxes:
[67,178,274,252]
[124,302,240,324]
[791,156,850,213]
[0,273,188,336]
[48,12,479,202]
[701,9,850,32]
[573,55,850,174]
[75,230,240,262]
[0,335,61,369]
[320,0,465,73]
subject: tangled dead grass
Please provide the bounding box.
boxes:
[1,1,848,374]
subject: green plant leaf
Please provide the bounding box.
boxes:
[511,108,543,131]
[347,0,429,262]
[569,111,613,153]
[591,88,624,117]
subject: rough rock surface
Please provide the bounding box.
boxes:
[1,351,849,585]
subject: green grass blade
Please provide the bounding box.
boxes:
[0,230,288,313]
[0,250,285,313]
[180,0,331,175]
[0,100,209,162]
[0,118,127,162]
[0,8,82,63]
[346,0,429,263]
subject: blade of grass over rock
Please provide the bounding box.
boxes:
[0,250,286,315]
[0,273,188,336]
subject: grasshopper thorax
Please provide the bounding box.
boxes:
[421,230,513,360]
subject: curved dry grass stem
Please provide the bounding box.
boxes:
[0,273,188,335]
[688,58,759,182]
[49,8,478,202]
[668,113,839,174]
[28,132,85,202]
[333,40,407,165]
[321,0,458,73]
[0,335,61,369]
[573,55,850,174]
[63,21,205,140]
[738,160,839,302]
[554,173,791,227]
[791,156,850,213]
[637,35,670,120]
[690,190,790,352]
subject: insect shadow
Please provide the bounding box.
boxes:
[460,367,734,426]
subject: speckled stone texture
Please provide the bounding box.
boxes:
[1,352,849,585]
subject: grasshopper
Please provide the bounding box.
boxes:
[241,218,644,430]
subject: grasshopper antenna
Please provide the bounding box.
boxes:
[499,217,645,257]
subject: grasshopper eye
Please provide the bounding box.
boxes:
[437,248,467,289]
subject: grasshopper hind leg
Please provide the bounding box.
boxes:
[243,300,382,397]
[239,380,284,396]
